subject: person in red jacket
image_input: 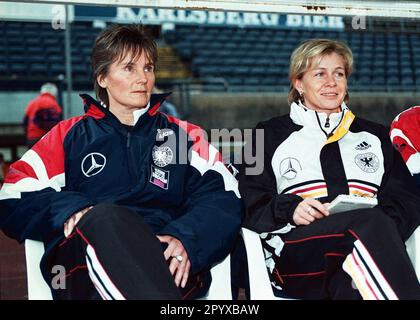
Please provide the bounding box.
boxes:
[23,83,62,147]
[0,153,9,188]
[390,106,420,188]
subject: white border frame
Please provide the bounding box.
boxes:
[2,0,420,18]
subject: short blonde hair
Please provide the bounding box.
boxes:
[288,39,353,105]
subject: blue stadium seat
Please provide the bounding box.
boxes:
[357,75,371,85]
[72,64,88,78]
[8,45,25,54]
[31,63,48,74]
[261,77,278,86]
[0,63,8,73]
[48,55,64,64]
[198,66,219,76]
[10,63,27,75]
[387,68,399,77]
[387,76,400,86]
[401,68,413,76]
[401,77,414,85]
[277,77,289,86]
[228,78,243,86]
[51,63,65,75]
[372,77,386,85]
[244,78,260,85]
[45,46,61,54]
[249,66,266,75]
[232,66,249,75]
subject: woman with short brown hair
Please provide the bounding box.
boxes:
[0,24,242,300]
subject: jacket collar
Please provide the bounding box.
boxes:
[290,100,355,144]
[79,92,171,124]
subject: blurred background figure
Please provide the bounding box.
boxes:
[390,106,420,188]
[0,153,9,188]
[153,86,180,118]
[23,82,62,148]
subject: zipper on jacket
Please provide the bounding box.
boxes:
[315,112,344,139]
[127,131,131,148]
[126,131,135,184]
[126,131,141,184]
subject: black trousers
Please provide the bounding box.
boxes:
[45,204,210,300]
[268,209,420,300]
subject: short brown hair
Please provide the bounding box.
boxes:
[288,39,353,104]
[91,24,157,106]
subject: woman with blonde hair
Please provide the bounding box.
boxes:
[239,39,420,299]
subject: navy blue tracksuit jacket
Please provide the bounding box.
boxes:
[0,93,242,282]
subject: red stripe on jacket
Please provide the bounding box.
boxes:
[84,101,107,120]
[33,116,87,179]
[4,160,37,184]
[164,114,213,163]
[5,116,87,185]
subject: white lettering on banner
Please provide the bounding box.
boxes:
[114,8,343,30]
[116,7,136,20]
[329,16,345,28]
[177,10,187,21]
[303,15,313,27]
[158,9,177,23]
[286,14,344,29]
[140,8,158,22]
[313,15,327,28]
[243,12,260,26]
[285,14,301,27]
[260,13,279,26]
[226,12,241,25]
[208,11,225,24]
[188,10,207,24]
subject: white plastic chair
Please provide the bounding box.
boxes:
[406,226,420,282]
[25,239,232,300]
[25,240,53,300]
[241,228,282,299]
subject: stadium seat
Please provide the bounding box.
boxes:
[261,77,278,86]
[401,77,414,86]
[50,63,65,75]
[26,46,43,55]
[244,78,260,85]
[228,78,243,86]
[25,239,233,300]
[232,66,249,76]
[10,63,27,75]
[0,63,8,73]
[387,76,400,85]
[1,21,420,92]
[357,75,371,85]
[372,77,386,85]
[30,63,48,74]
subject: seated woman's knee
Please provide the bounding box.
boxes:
[77,203,134,228]
[351,208,396,231]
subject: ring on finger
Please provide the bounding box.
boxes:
[173,255,183,263]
